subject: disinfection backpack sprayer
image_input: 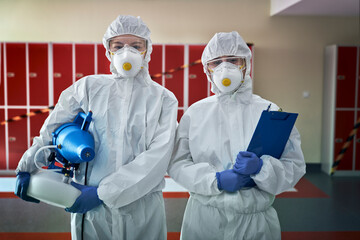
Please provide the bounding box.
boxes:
[26,111,95,208]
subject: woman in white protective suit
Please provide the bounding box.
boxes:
[14,15,178,240]
[167,31,306,240]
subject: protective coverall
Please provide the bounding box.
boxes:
[16,15,178,240]
[167,31,306,240]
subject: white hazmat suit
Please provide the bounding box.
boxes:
[168,31,306,240]
[16,15,178,240]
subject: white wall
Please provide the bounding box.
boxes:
[0,0,359,163]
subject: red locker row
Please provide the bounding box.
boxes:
[329,46,360,171]
[0,42,253,171]
[0,43,211,108]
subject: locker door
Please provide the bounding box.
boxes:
[188,45,207,106]
[29,43,48,106]
[53,43,73,103]
[97,43,110,74]
[6,43,27,106]
[334,111,355,170]
[30,110,48,146]
[356,111,360,171]
[8,109,28,170]
[0,43,4,105]
[75,44,95,81]
[149,44,163,86]
[165,45,184,107]
[0,109,6,169]
[336,47,357,108]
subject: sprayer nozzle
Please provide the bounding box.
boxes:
[77,145,95,162]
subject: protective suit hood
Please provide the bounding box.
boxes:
[201,31,253,102]
[103,15,153,78]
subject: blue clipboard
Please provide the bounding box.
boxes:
[247,110,298,159]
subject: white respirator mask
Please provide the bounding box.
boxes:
[111,46,145,78]
[211,62,245,93]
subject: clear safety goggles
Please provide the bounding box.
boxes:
[206,56,246,72]
[109,35,147,54]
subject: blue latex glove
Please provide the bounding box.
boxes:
[233,151,263,175]
[14,172,40,203]
[216,169,254,192]
[65,182,103,214]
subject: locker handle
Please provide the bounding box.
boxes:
[337,75,345,80]
[76,73,84,78]
[357,139,360,143]
[165,74,173,79]
[29,72,37,78]
[334,138,343,143]
[9,137,16,142]
[7,72,15,77]
[189,74,197,79]
[54,73,62,78]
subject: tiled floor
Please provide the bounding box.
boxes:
[274,170,360,233]
[1,165,360,240]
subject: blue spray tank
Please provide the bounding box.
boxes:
[27,111,96,208]
[52,111,95,164]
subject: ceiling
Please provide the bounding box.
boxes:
[271,0,360,16]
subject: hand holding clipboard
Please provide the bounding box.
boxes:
[247,106,298,159]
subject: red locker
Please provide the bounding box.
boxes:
[97,44,110,74]
[0,43,4,106]
[188,45,207,106]
[149,44,163,86]
[6,43,27,106]
[0,109,6,169]
[29,43,48,106]
[336,47,357,108]
[322,45,360,175]
[30,110,48,146]
[334,111,355,170]
[165,45,184,107]
[53,43,73,103]
[8,109,28,170]
[75,44,95,81]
